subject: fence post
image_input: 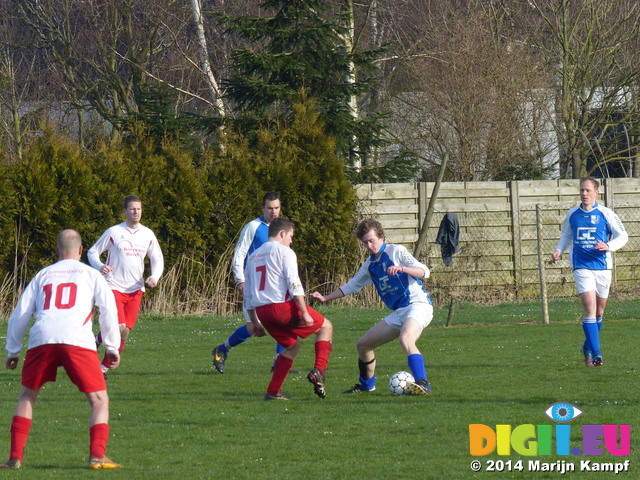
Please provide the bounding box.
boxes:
[509,181,522,297]
[536,203,550,324]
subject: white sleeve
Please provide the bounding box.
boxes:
[5,277,38,357]
[87,229,111,270]
[555,210,574,253]
[605,209,628,252]
[94,273,121,354]
[243,255,255,310]
[147,231,164,281]
[395,245,430,278]
[231,221,258,285]
[340,260,373,297]
[283,249,304,297]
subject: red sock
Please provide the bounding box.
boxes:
[314,340,333,374]
[102,338,126,368]
[90,423,109,458]
[267,355,293,395]
[9,416,32,462]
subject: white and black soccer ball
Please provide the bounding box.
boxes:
[389,371,415,396]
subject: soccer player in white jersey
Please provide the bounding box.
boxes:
[211,192,287,374]
[88,195,164,376]
[312,219,434,396]
[2,230,122,469]
[244,218,333,400]
[552,177,628,367]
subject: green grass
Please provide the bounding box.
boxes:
[0,301,638,479]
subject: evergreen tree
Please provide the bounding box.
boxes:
[219,0,387,166]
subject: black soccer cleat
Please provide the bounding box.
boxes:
[342,383,375,394]
[307,368,326,399]
[212,346,227,373]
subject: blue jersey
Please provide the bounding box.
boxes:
[340,243,431,310]
[555,203,628,270]
[231,216,270,284]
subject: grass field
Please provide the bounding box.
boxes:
[0,300,638,479]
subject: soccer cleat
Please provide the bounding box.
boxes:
[407,379,431,396]
[264,392,292,401]
[582,347,594,367]
[307,368,326,399]
[212,346,227,373]
[88,456,123,469]
[0,459,21,469]
[342,383,375,394]
[592,354,603,366]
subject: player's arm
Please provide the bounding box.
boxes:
[602,211,628,252]
[387,247,429,278]
[552,211,573,261]
[231,221,257,286]
[387,265,427,278]
[311,288,345,303]
[146,232,164,288]
[243,259,266,336]
[293,295,314,326]
[94,274,121,368]
[312,261,371,303]
[246,309,265,337]
[5,278,38,366]
[87,230,113,274]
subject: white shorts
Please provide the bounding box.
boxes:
[384,302,433,330]
[573,269,612,298]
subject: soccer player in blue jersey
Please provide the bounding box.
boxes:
[311,219,433,395]
[552,177,628,367]
[211,192,285,373]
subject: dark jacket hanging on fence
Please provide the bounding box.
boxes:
[435,213,461,267]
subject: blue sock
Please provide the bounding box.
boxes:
[597,316,603,331]
[359,375,376,391]
[582,318,600,355]
[221,325,252,353]
[275,343,285,355]
[408,353,428,382]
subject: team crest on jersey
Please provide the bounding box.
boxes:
[590,215,600,225]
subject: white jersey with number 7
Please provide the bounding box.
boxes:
[243,241,305,309]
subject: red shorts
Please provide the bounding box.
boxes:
[22,344,106,393]
[113,290,143,329]
[255,301,326,348]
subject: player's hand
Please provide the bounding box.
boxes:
[100,265,113,275]
[595,240,609,251]
[106,351,120,369]
[5,356,18,370]
[236,283,245,293]
[252,323,266,337]
[551,250,562,262]
[145,277,158,288]
[310,292,325,303]
[302,311,314,326]
[387,265,404,276]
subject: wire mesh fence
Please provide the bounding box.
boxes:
[419,203,640,306]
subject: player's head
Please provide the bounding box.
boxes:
[268,217,295,246]
[123,195,143,227]
[56,229,83,260]
[356,219,385,255]
[579,177,599,208]
[261,191,281,223]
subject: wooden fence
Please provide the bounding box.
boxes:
[355,179,640,303]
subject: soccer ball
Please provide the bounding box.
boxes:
[389,371,415,395]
